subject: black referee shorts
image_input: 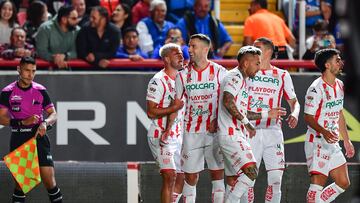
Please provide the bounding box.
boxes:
[10,127,54,167]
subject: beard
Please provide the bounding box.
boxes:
[67,24,76,31]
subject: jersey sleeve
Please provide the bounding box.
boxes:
[146,78,164,104]
[40,89,54,110]
[175,72,185,100]
[0,91,11,109]
[283,71,297,100]
[304,86,322,116]
[223,72,243,97]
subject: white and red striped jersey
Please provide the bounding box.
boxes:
[175,61,227,134]
[218,68,248,137]
[247,67,297,129]
[304,77,344,142]
[146,69,183,138]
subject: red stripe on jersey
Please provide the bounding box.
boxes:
[193,62,210,82]
[206,103,213,131]
[267,98,273,127]
[313,99,323,139]
[272,68,278,77]
[309,134,314,142]
[276,73,285,124]
[255,97,263,126]
[247,96,252,111]
[261,70,266,75]
[209,65,214,80]
[154,129,159,138]
[228,127,234,136]
[333,82,337,98]
[195,105,203,132]
[157,80,167,130]
[186,105,193,132]
[337,80,343,92]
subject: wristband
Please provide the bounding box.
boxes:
[10,119,22,127]
[240,117,249,125]
[42,120,48,126]
[261,111,268,119]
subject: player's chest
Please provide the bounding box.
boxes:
[9,90,42,113]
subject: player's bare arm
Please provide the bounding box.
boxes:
[0,108,10,126]
[304,113,339,144]
[339,110,355,158]
[286,98,300,128]
[36,107,57,137]
[146,100,183,119]
[223,91,256,137]
[160,100,179,146]
[247,107,287,120]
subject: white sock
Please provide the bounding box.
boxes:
[239,187,254,203]
[320,183,345,203]
[225,174,254,203]
[172,192,182,203]
[265,170,283,203]
[212,179,225,203]
[182,181,196,203]
[307,184,323,203]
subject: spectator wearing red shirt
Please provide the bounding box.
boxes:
[131,0,150,24]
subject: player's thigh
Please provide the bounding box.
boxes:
[263,143,285,171]
[182,146,205,173]
[204,133,224,171]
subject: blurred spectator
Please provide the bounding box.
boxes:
[111,3,132,41]
[0,27,35,60]
[72,0,89,27]
[115,27,148,61]
[131,0,150,24]
[302,19,336,60]
[176,0,232,59]
[23,1,50,45]
[243,0,296,59]
[152,27,189,61]
[137,0,174,56]
[35,5,79,69]
[47,0,66,15]
[0,0,19,45]
[166,0,194,23]
[76,6,120,68]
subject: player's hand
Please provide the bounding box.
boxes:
[268,107,287,119]
[160,129,170,147]
[22,115,40,126]
[322,130,339,144]
[245,123,256,138]
[209,119,218,133]
[36,121,47,137]
[344,139,355,158]
[99,59,110,68]
[286,115,298,128]
[172,99,184,112]
[86,53,95,62]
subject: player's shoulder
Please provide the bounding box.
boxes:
[1,81,17,92]
[335,78,344,86]
[210,61,226,71]
[307,77,323,93]
[31,81,47,90]
[226,68,242,80]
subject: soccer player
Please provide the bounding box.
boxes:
[241,37,300,203]
[218,46,287,203]
[146,43,185,203]
[0,56,63,203]
[173,34,227,203]
[304,48,355,202]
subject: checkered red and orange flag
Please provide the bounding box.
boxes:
[3,137,41,193]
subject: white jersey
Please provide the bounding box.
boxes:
[175,61,227,134]
[146,69,183,138]
[247,67,296,129]
[304,77,344,142]
[218,68,248,137]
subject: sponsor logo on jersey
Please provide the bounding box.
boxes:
[249,98,269,109]
[250,75,279,86]
[241,90,248,98]
[11,95,22,101]
[325,99,343,109]
[189,94,213,101]
[248,86,276,94]
[190,106,209,116]
[185,82,215,92]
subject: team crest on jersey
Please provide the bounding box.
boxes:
[246,153,253,160]
[325,92,331,100]
[11,95,22,101]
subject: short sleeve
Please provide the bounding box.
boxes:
[283,71,297,100]
[223,72,243,97]
[40,89,54,110]
[146,78,164,104]
[304,86,322,116]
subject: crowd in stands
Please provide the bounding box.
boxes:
[0,0,344,69]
